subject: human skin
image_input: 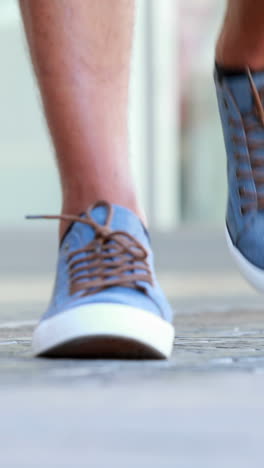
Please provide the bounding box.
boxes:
[216,0,264,70]
[19,0,143,238]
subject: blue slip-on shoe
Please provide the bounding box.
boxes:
[215,67,264,292]
[29,201,175,359]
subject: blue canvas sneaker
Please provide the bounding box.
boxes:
[215,67,264,292]
[29,201,175,359]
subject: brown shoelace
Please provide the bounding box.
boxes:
[28,201,153,297]
[229,67,264,214]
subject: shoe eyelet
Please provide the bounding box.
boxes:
[63,243,70,253]
[239,204,247,216]
[223,98,229,109]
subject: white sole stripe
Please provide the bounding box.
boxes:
[32,303,175,358]
[225,226,264,293]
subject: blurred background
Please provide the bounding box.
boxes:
[1,0,260,311]
[0,0,226,232]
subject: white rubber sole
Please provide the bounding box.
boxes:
[225,226,264,293]
[32,303,175,359]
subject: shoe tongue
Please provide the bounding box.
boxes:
[225,71,264,113]
[70,203,147,248]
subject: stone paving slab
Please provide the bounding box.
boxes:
[1,288,264,468]
[0,375,264,468]
[1,306,264,467]
[1,229,264,467]
[1,307,264,386]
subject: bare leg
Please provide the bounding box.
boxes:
[216,0,264,69]
[19,0,142,238]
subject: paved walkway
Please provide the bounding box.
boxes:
[1,228,264,467]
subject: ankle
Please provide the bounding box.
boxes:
[216,30,264,70]
[60,193,146,240]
